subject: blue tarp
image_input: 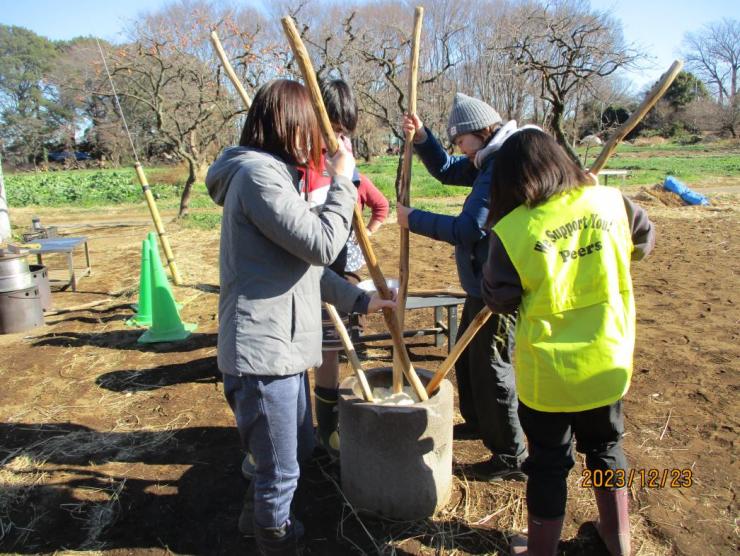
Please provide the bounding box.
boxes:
[663,176,710,206]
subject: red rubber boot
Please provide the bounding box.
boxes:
[510,513,564,555]
[594,487,631,556]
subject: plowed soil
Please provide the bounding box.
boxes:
[1,187,737,555]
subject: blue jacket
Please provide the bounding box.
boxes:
[408,128,492,298]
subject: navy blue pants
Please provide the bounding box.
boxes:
[223,372,314,529]
[518,399,627,518]
[455,296,527,462]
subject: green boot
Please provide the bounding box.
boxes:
[314,386,339,460]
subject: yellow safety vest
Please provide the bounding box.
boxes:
[494,186,635,412]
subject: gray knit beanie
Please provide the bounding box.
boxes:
[447,93,502,142]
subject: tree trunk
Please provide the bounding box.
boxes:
[178,158,197,218]
[0,154,11,242]
[717,80,724,105]
[550,103,582,168]
[362,137,372,163]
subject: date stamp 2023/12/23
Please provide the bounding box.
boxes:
[581,468,693,489]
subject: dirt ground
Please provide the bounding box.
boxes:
[1,185,738,555]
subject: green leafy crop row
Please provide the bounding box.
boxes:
[5,169,181,207]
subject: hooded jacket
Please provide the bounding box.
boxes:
[206,146,368,377]
[408,121,538,297]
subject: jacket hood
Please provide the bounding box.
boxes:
[206,146,299,207]
[473,120,542,169]
[205,146,253,207]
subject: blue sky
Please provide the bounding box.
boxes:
[589,0,736,89]
[0,0,157,42]
[1,0,736,90]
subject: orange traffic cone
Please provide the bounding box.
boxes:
[138,238,196,344]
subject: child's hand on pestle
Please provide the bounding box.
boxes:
[367,290,397,313]
[396,203,414,229]
[402,113,427,144]
[325,136,356,181]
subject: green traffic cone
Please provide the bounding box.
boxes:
[147,231,157,258]
[148,231,182,309]
[138,238,196,344]
[126,240,153,327]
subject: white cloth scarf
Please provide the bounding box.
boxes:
[473,120,543,169]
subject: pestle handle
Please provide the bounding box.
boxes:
[325,303,374,402]
[426,306,492,395]
[281,15,428,402]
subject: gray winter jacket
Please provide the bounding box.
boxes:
[206,146,368,377]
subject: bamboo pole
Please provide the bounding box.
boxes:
[393,6,424,393]
[209,30,252,109]
[95,38,183,286]
[408,288,467,298]
[325,303,374,402]
[281,15,428,402]
[45,298,113,316]
[134,163,183,285]
[589,60,683,174]
[425,60,685,395]
[426,306,491,395]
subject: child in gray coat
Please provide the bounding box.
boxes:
[206,79,394,555]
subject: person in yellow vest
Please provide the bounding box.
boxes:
[481,129,655,556]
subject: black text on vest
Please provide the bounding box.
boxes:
[558,241,602,263]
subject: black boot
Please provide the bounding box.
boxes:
[467,453,527,482]
[255,518,304,556]
[314,387,339,459]
[238,481,255,536]
[453,422,481,440]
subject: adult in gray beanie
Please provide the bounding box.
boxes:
[396,94,531,483]
[447,92,503,143]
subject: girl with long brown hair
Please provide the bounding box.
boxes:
[206,79,394,555]
[482,129,655,556]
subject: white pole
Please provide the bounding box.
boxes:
[0,153,11,242]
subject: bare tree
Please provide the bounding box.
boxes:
[454,0,534,122]
[106,1,269,216]
[684,19,739,104]
[684,18,739,136]
[6,0,655,168]
[51,39,138,165]
[346,1,461,139]
[504,0,639,164]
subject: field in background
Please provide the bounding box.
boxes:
[5,139,739,230]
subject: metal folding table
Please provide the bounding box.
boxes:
[350,295,465,354]
[28,237,91,292]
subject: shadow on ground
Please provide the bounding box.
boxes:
[1,420,615,555]
[30,330,217,353]
[96,356,221,392]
